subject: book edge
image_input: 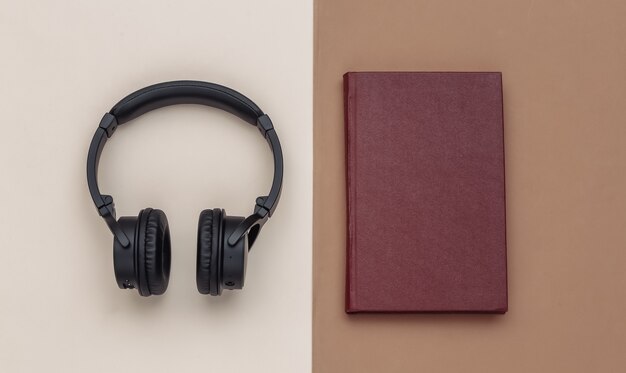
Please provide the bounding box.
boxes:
[344,72,358,313]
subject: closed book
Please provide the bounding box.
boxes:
[344,72,507,313]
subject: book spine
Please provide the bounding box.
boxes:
[343,73,357,312]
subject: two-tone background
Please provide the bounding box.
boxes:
[1,1,625,372]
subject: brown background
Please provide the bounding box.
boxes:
[313,1,626,372]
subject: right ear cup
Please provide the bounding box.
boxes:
[196,208,223,295]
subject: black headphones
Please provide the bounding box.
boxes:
[87,81,283,296]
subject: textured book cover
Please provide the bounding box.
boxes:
[344,72,507,313]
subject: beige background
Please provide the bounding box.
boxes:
[314,0,626,372]
[0,1,311,372]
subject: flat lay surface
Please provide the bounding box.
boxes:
[1,1,625,372]
[0,1,312,372]
[314,0,626,372]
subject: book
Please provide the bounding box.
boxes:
[344,72,507,313]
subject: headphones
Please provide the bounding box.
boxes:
[87,81,283,296]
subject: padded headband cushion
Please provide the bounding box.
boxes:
[143,209,171,295]
[196,209,215,295]
[110,81,264,126]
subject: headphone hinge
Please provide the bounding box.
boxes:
[256,114,274,138]
[97,195,131,248]
[97,195,116,215]
[254,196,270,218]
[99,113,118,138]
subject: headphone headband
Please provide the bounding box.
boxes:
[87,80,283,249]
[111,81,263,125]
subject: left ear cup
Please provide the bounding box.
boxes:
[137,208,171,296]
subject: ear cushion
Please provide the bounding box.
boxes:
[142,208,171,295]
[197,208,222,295]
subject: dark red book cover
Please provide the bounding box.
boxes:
[344,72,507,313]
